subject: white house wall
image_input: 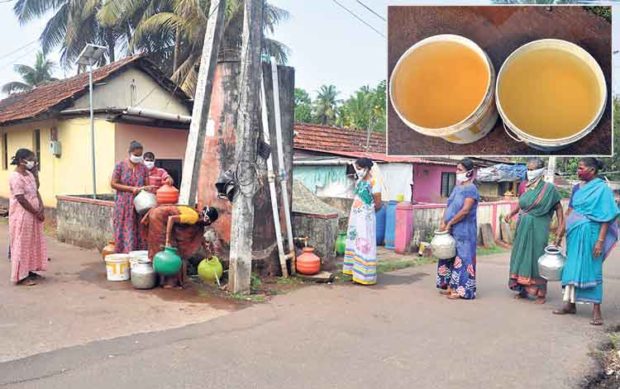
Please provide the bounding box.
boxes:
[72,68,190,116]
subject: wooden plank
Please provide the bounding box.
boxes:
[179,0,227,206]
[229,0,264,294]
[480,223,496,248]
[500,221,513,244]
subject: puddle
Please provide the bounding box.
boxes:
[77,262,241,311]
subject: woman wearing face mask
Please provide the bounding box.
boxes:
[504,158,564,304]
[110,141,155,253]
[143,152,173,190]
[553,158,619,326]
[343,158,382,285]
[8,148,47,285]
[437,158,479,300]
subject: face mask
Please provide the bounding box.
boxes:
[355,168,367,180]
[130,154,143,164]
[144,161,155,170]
[24,161,35,170]
[527,167,545,182]
[577,169,595,181]
[456,171,472,184]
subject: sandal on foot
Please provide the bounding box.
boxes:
[591,318,604,326]
[447,293,461,300]
[439,289,451,295]
[535,297,546,305]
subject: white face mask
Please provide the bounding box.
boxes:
[24,160,35,170]
[144,161,155,170]
[456,171,472,184]
[130,154,143,164]
[355,168,367,180]
[527,167,545,182]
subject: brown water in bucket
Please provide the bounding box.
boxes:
[391,41,489,129]
[498,48,601,140]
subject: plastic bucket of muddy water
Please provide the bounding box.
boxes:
[496,39,607,152]
[389,34,498,144]
[105,254,131,281]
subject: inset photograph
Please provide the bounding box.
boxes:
[387,5,612,156]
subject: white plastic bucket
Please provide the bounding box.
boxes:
[105,254,130,281]
[129,250,149,269]
[389,34,498,144]
[496,39,607,151]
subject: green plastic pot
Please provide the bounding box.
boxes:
[198,256,224,283]
[335,232,347,256]
[153,246,182,276]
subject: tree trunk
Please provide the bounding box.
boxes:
[173,28,181,73]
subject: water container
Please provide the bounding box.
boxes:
[376,203,387,245]
[394,202,414,254]
[384,200,398,249]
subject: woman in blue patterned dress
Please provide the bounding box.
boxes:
[437,158,480,300]
[343,158,382,285]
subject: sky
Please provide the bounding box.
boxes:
[0,1,617,100]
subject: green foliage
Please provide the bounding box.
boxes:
[2,52,57,94]
[584,6,611,22]
[295,80,386,132]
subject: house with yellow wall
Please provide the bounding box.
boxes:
[0,55,192,208]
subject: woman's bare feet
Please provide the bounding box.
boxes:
[553,303,576,315]
[447,292,461,300]
[535,297,546,305]
[591,304,604,326]
[439,288,451,296]
[18,278,37,286]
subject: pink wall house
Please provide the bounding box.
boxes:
[412,163,456,204]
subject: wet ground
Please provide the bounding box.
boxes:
[387,6,612,156]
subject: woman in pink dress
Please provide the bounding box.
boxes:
[9,148,47,285]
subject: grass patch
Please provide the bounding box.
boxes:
[477,246,508,256]
[276,277,304,286]
[230,292,266,303]
[377,257,436,274]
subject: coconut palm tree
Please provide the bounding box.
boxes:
[314,85,339,125]
[13,0,126,66]
[2,51,58,94]
[97,0,290,94]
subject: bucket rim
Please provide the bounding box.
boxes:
[495,38,607,146]
[389,34,495,137]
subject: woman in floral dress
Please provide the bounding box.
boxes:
[9,148,47,285]
[437,158,480,300]
[343,158,382,285]
[110,141,155,253]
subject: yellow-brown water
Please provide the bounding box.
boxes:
[498,48,601,140]
[391,41,490,129]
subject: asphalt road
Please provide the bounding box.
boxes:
[2,249,619,388]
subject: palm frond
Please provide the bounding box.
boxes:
[2,81,33,94]
[40,3,69,55]
[13,0,65,24]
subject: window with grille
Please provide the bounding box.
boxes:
[2,132,7,170]
[440,172,456,198]
[33,129,41,170]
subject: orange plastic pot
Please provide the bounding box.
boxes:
[296,247,321,275]
[156,184,179,205]
[102,241,115,261]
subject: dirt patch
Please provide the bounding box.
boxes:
[582,328,620,388]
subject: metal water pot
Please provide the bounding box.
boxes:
[430,230,457,260]
[131,259,157,289]
[134,190,157,215]
[537,245,566,281]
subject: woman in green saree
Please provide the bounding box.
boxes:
[505,158,565,304]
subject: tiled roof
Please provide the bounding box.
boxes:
[294,123,386,154]
[0,55,190,126]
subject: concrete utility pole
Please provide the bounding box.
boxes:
[179,0,227,206]
[546,156,557,184]
[229,0,264,294]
